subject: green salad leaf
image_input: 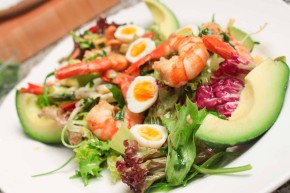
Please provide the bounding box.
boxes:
[164,99,208,186]
[106,84,125,107]
[107,154,122,183]
[72,137,110,186]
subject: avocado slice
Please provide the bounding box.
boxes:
[196,59,289,146]
[144,0,179,38]
[228,26,255,52]
[16,91,63,143]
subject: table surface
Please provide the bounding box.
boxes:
[1,0,290,192]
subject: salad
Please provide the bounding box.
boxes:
[15,0,289,192]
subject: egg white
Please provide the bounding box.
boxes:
[126,38,156,63]
[126,76,158,113]
[114,24,145,42]
[130,124,168,148]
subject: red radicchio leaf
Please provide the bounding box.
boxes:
[194,77,244,118]
[116,140,148,193]
[95,17,122,34]
[211,57,250,82]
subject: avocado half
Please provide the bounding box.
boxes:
[196,58,289,146]
[144,0,180,38]
[16,91,63,143]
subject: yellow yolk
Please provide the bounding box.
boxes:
[133,81,156,102]
[121,27,137,35]
[130,41,146,57]
[138,126,162,141]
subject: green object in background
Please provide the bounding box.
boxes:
[0,59,19,99]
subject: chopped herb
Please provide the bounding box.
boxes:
[83,97,100,111]
[102,49,107,57]
[199,28,212,36]
[115,107,125,121]
[106,84,125,107]
[220,32,236,49]
[98,42,105,48]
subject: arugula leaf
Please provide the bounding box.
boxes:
[83,97,100,112]
[183,152,246,185]
[115,107,125,121]
[164,99,209,186]
[193,164,252,174]
[165,99,199,185]
[106,84,125,107]
[72,137,110,186]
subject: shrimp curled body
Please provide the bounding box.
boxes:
[153,35,209,87]
[86,100,143,140]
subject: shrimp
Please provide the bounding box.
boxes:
[86,100,119,140]
[125,34,209,87]
[101,70,134,98]
[200,22,223,36]
[154,35,209,87]
[198,21,254,64]
[86,100,143,140]
[124,107,144,128]
[55,53,129,80]
[202,35,254,64]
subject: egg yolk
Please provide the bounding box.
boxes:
[130,41,146,57]
[133,81,156,102]
[138,126,162,141]
[121,27,137,35]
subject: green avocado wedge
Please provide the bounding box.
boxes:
[144,0,179,38]
[16,91,62,143]
[196,59,289,146]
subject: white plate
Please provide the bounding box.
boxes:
[0,0,290,192]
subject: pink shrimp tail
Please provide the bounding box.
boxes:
[55,59,112,79]
[125,41,170,75]
[202,35,237,60]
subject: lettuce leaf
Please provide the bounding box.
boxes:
[164,99,208,186]
[72,137,110,185]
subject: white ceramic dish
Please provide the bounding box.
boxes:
[0,0,289,192]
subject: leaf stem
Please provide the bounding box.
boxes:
[32,155,75,177]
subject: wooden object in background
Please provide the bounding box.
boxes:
[0,0,120,62]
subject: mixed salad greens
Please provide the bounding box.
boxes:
[15,0,289,192]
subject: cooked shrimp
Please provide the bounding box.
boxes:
[86,100,120,140]
[105,25,117,40]
[202,35,254,64]
[125,34,209,87]
[200,22,223,36]
[86,100,144,140]
[124,107,144,128]
[101,70,134,98]
[153,34,209,87]
[55,53,129,80]
[199,21,254,65]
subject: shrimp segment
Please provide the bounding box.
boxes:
[101,71,134,98]
[55,53,129,80]
[202,35,254,63]
[86,100,144,140]
[86,100,119,140]
[153,35,209,87]
[125,41,171,75]
[126,33,209,87]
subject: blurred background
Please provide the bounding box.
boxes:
[0,0,139,101]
